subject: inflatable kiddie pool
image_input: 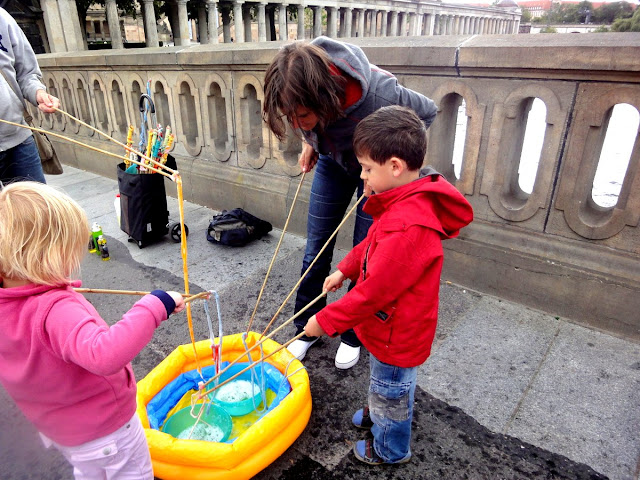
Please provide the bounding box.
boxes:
[136,332,311,480]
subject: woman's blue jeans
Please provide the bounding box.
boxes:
[0,136,46,185]
[293,155,373,347]
[369,353,417,463]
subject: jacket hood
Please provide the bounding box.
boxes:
[311,36,371,114]
[363,168,474,239]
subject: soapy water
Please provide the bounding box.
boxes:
[215,380,261,403]
[177,422,225,442]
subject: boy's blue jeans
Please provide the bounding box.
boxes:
[0,136,46,185]
[293,154,372,347]
[369,353,417,463]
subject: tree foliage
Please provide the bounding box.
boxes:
[611,7,640,31]
[536,1,634,25]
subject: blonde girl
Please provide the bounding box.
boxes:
[0,181,184,479]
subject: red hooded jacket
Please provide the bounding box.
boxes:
[315,170,473,367]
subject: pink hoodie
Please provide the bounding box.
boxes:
[0,281,169,446]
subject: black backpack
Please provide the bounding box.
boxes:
[206,208,272,247]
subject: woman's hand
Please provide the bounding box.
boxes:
[36,90,60,113]
[323,270,346,293]
[299,143,319,172]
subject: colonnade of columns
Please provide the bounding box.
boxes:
[40,0,521,52]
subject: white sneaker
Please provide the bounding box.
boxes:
[335,343,360,370]
[287,338,319,361]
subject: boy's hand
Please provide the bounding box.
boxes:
[167,291,186,314]
[298,143,319,172]
[323,271,346,293]
[304,315,325,338]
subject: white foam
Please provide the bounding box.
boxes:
[177,422,225,442]
[215,379,260,403]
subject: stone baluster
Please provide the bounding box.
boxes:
[328,6,338,38]
[105,0,123,49]
[198,1,208,43]
[233,1,245,42]
[297,5,305,40]
[312,6,323,38]
[258,2,267,42]
[207,0,219,43]
[142,0,159,47]
[279,4,288,40]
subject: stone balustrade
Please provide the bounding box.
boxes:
[33,33,640,340]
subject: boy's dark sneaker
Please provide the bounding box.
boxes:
[353,439,411,465]
[352,406,374,430]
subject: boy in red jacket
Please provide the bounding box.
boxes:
[304,105,474,465]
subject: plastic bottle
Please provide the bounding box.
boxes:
[89,222,102,252]
[114,194,121,226]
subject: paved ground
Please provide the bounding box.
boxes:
[1,166,638,480]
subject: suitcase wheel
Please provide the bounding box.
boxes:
[169,222,189,243]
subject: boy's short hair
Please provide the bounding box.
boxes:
[0,182,89,286]
[353,105,428,170]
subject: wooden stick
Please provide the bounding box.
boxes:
[53,107,176,175]
[74,287,209,300]
[199,291,326,390]
[246,172,306,334]
[260,193,367,338]
[200,331,308,398]
[0,119,173,179]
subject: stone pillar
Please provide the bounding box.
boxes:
[233,1,245,42]
[380,10,388,36]
[399,11,408,36]
[105,0,124,48]
[40,0,65,52]
[279,4,288,40]
[425,13,434,35]
[142,0,159,47]
[198,1,208,43]
[297,5,305,39]
[415,13,423,36]
[328,6,338,38]
[258,3,267,41]
[222,6,232,42]
[369,10,377,37]
[453,15,460,35]
[267,5,276,40]
[409,12,416,36]
[312,7,323,38]
[343,7,353,38]
[514,18,521,34]
[356,9,365,38]
[176,0,191,45]
[243,6,252,42]
[62,0,84,51]
[390,10,398,36]
[207,0,219,43]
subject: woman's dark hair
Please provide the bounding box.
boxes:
[353,106,428,171]
[263,42,346,140]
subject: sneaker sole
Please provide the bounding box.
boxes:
[335,353,360,370]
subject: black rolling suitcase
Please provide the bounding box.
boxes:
[116,155,177,248]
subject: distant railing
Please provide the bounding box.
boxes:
[34,33,640,340]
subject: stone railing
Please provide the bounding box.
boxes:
[34,33,640,340]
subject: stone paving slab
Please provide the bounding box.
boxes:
[1,167,637,480]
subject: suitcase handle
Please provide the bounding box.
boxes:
[139,94,155,114]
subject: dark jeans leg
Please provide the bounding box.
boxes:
[0,136,46,185]
[294,155,368,345]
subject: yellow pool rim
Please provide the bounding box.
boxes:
[136,332,312,480]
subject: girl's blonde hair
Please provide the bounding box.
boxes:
[0,181,89,286]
